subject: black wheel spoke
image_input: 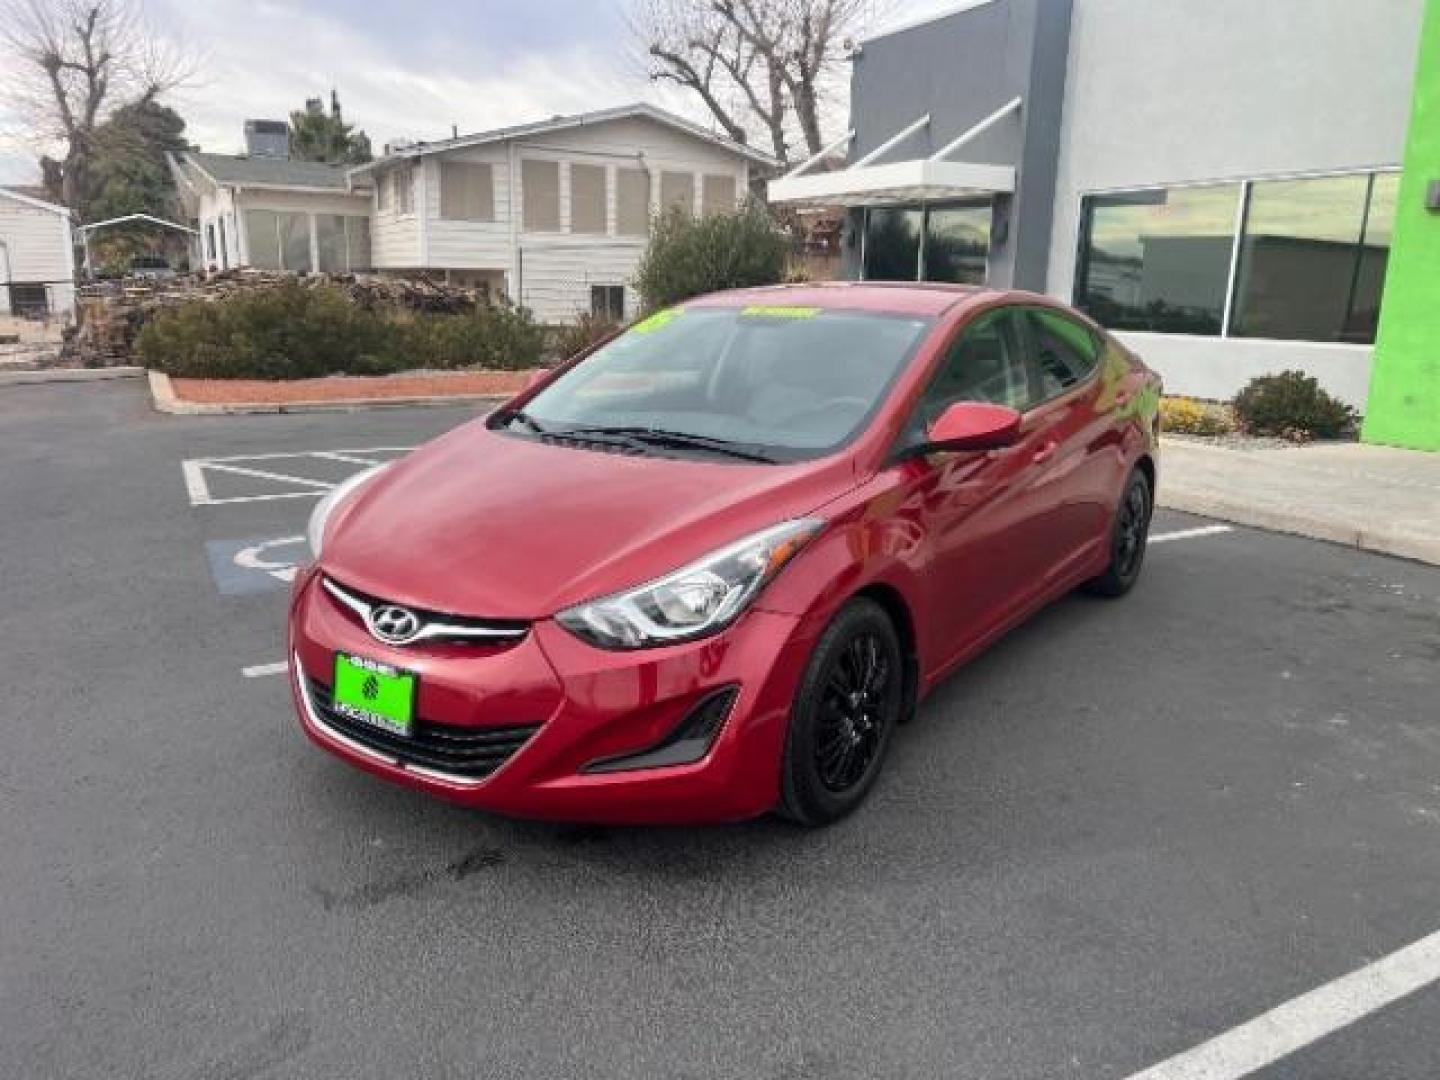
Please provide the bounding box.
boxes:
[812,628,896,794]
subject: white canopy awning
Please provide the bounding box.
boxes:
[770,96,1021,209]
[770,159,1015,208]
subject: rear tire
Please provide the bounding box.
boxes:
[1085,467,1152,598]
[777,598,902,827]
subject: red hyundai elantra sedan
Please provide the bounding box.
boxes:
[289,283,1160,826]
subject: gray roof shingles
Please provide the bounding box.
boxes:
[182,152,365,190]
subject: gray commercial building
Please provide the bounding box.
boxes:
[771,0,1425,407]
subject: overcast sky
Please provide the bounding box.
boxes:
[0,0,961,186]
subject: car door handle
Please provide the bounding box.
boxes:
[1033,440,1058,464]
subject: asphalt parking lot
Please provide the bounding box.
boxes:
[3,378,1438,1079]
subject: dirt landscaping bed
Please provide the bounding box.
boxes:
[154,369,530,414]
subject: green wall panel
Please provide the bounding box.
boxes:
[1364,0,1440,450]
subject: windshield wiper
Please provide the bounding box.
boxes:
[560,426,778,464]
[501,409,550,434]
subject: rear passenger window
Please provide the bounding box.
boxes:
[1026,309,1099,399]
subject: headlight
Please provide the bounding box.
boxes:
[306,465,387,558]
[556,518,823,649]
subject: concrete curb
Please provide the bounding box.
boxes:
[0,365,144,386]
[1157,489,1440,566]
[147,369,507,415]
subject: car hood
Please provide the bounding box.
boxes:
[320,419,855,620]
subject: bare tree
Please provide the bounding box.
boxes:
[634,0,882,167]
[0,0,192,215]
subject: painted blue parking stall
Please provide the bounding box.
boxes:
[205,535,308,595]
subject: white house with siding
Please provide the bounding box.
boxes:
[351,103,776,323]
[0,187,75,320]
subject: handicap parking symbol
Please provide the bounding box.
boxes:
[205,535,308,595]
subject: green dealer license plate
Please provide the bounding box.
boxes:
[332,653,417,736]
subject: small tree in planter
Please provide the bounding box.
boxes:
[635,202,788,311]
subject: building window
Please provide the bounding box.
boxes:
[863,208,922,280]
[616,168,650,236]
[591,284,625,321]
[701,174,737,215]
[660,171,694,214]
[1075,183,1241,335]
[1075,171,1398,345]
[376,174,390,212]
[1231,172,1398,344]
[218,218,228,268]
[924,204,990,284]
[245,210,282,270]
[205,222,216,263]
[279,212,311,271]
[8,283,49,318]
[570,163,607,234]
[439,161,494,221]
[522,159,560,232]
[389,166,414,215]
[346,216,371,272]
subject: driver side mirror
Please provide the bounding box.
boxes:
[924,401,1022,452]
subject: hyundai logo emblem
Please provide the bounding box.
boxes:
[368,604,422,644]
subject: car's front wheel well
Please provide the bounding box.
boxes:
[854,583,920,722]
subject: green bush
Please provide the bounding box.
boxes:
[138,282,545,378]
[551,312,620,359]
[635,201,788,311]
[1231,370,1357,439]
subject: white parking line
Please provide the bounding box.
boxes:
[242,661,288,679]
[1151,524,1234,544]
[1125,926,1440,1079]
[181,446,414,506]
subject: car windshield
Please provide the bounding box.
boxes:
[510,305,932,462]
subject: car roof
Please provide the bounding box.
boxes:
[686,281,1021,318]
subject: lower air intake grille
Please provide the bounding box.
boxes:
[307,679,539,779]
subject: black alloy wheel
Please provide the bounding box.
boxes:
[1086,467,1153,597]
[779,598,903,826]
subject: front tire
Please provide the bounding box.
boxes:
[1085,467,1152,597]
[777,598,902,827]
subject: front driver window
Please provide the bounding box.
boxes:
[917,309,1030,429]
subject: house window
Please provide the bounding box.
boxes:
[570,163,607,234]
[522,159,560,232]
[1231,172,1398,344]
[376,174,390,212]
[7,283,49,318]
[277,212,311,271]
[591,285,625,321]
[1075,171,1398,344]
[439,161,494,221]
[346,216,371,271]
[204,222,216,263]
[391,165,414,215]
[316,214,372,272]
[1075,184,1241,335]
[616,168,650,236]
[701,174,737,215]
[660,171,695,214]
[244,211,282,269]
[218,218,228,268]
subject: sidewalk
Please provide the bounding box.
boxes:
[1159,437,1440,566]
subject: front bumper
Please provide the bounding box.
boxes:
[287,569,815,824]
